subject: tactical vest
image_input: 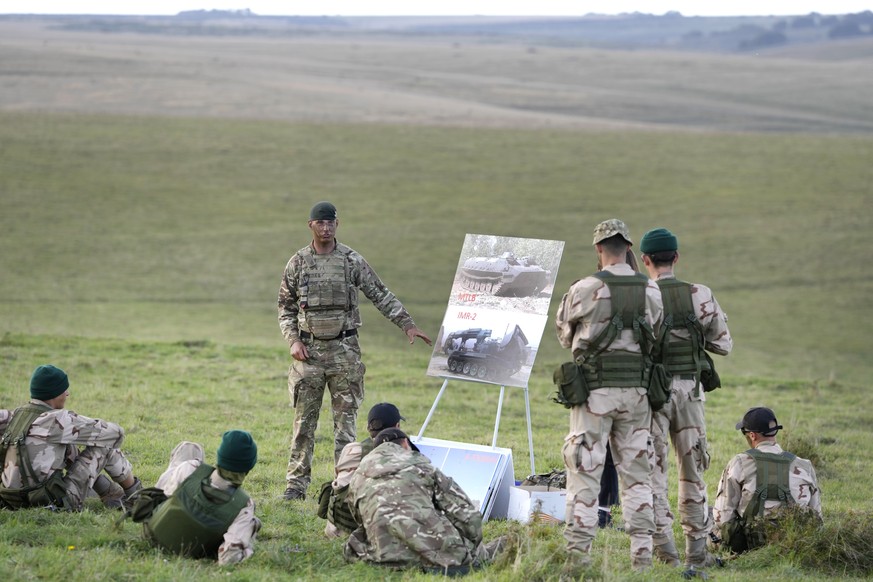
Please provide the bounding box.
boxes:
[297,244,357,339]
[657,278,712,395]
[576,272,655,389]
[144,463,250,558]
[326,437,375,533]
[0,402,70,509]
[720,449,796,553]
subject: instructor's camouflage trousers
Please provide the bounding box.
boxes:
[286,336,365,493]
[650,378,711,546]
[563,387,654,569]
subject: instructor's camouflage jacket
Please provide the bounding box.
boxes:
[278,241,416,346]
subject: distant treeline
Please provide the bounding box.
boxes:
[4,9,872,53]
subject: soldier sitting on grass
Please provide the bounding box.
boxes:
[125,430,261,566]
[711,407,822,554]
[0,364,142,511]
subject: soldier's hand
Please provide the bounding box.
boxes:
[291,340,308,361]
[406,327,432,346]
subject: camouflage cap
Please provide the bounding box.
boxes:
[592,218,633,246]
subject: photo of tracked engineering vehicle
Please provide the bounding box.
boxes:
[443,325,529,383]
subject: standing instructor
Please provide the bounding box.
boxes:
[277,202,431,500]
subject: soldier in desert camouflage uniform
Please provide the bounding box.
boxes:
[278,202,431,500]
[712,407,821,553]
[344,428,501,575]
[555,219,663,574]
[138,430,261,565]
[639,227,733,573]
[0,364,141,511]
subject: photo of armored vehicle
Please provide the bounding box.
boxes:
[459,252,550,297]
[442,325,529,383]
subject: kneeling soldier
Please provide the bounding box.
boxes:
[712,407,821,554]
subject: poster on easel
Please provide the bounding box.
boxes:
[426,234,565,389]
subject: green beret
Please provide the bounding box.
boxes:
[309,201,337,221]
[217,430,258,473]
[640,228,678,254]
[30,364,69,401]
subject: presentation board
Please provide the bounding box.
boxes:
[411,435,515,520]
[426,233,565,389]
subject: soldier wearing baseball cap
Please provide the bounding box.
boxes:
[711,406,821,554]
[319,402,408,538]
[345,423,503,573]
[555,218,664,575]
[367,402,405,433]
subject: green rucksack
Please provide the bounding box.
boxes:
[720,449,796,553]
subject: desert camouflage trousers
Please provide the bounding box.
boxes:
[563,387,654,568]
[64,445,133,510]
[650,378,712,545]
[286,336,365,492]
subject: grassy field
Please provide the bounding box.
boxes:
[1,18,872,581]
[2,111,871,386]
[1,334,871,581]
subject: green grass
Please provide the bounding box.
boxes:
[1,333,872,580]
[1,112,871,578]
[2,112,872,387]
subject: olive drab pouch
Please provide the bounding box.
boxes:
[29,470,68,508]
[128,487,169,523]
[719,518,749,554]
[316,480,332,520]
[0,470,68,510]
[552,361,589,408]
[700,352,721,392]
[327,485,359,533]
[646,362,672,411]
